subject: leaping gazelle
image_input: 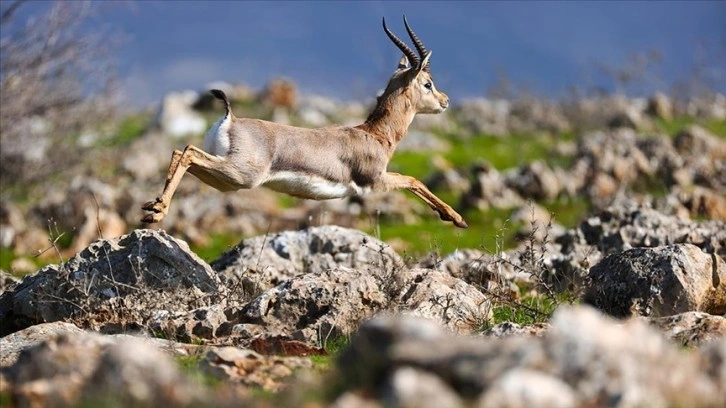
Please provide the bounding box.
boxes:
[141,17,468,228]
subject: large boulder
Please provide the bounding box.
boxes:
[0,321,85,367]
[2,330,207,407]
[212,225,404,295]
[646,312,726,347]
[199,346,311,392]
[230,266,491,345]
[576,199,726,257]
[338,306,726,407]
[0,229,223,336]
[582,244,726,317]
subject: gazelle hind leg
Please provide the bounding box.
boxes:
[142,149,183,211]
[376,172,468,228]
[141,145,242,223]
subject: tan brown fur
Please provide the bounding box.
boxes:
[142,18,467,228]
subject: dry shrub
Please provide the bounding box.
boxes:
[0,0,120,190]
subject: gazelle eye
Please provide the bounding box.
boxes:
[424,82,433,89]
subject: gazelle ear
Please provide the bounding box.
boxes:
[398,55,410,70]
[416,50,432,73]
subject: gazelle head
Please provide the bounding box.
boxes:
[381,16,449,114]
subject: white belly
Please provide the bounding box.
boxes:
[262,171,370,200]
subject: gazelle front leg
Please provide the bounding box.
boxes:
[376,172,468,228]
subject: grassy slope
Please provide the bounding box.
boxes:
[2,116,724,274]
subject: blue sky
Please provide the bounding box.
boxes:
[14,1,726,106]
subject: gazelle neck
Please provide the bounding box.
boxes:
[357,86,417,155]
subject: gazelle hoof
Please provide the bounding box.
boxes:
[454,218,469,228]
[436,209,468,228]
[141,212,165,224]
[141,199,163,212]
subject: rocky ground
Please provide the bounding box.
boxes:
[1,83,725,407]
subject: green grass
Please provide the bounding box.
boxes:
[0,249,51,277]
[0,225,74,276]
[654,116,726,138]
[176,353,224,389]
[0,248,15,272]
[705,119,726,137]
[389,131,574,181]
[277,195,301,209]
[491,295,558,326]
[97,114,151,147]
[372,206,519,257]
[542,195,591,228]
[189,233,241,263]
[654,116,696,137]
[489,290,579,328]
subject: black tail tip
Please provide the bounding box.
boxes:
[210,89,227,101]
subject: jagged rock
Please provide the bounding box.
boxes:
[393,268,493,333]
[338,306,726,407]
[454,98,510,137]
[232,266,390,344]
[82,336,206,406]
[158,187,282,248]
[673,125,726,191]
[396,130,450,152]
[0,200,25,249]
[0,321,85,367]
[684,93,726,120]
[148,304,228,342]
[248,336,327,356]
[480,321,550,338]
[574,129,653,185]
[3,330,207,407]
[424,167,471,196]
[646,92,673,121]
[607,108,643,130]
[461,162,524,211]
[0,229,223,336]
[420,249,504,283]
[419,248,534,294]
[477,368,577,408]
[331,392,382,408]
[583,244,726,317]
[8,258,36,276]
[31,175,133,254]
[646,312,726,347]
[354,191,425,225]
[231,264,489,345]
[0,270,19,295]
[122,131,174,181]
[383,367,463,408]
[505,161,562,201]
[199,346,310,392]
[212,226,404,295]
[511,202,566,243]
[576,199,726,257]
[410,109,457,134]
[672,186,726,220]
[509,98,571,135]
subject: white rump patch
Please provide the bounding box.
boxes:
[203,114,231,156]
[263,171,370,200]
